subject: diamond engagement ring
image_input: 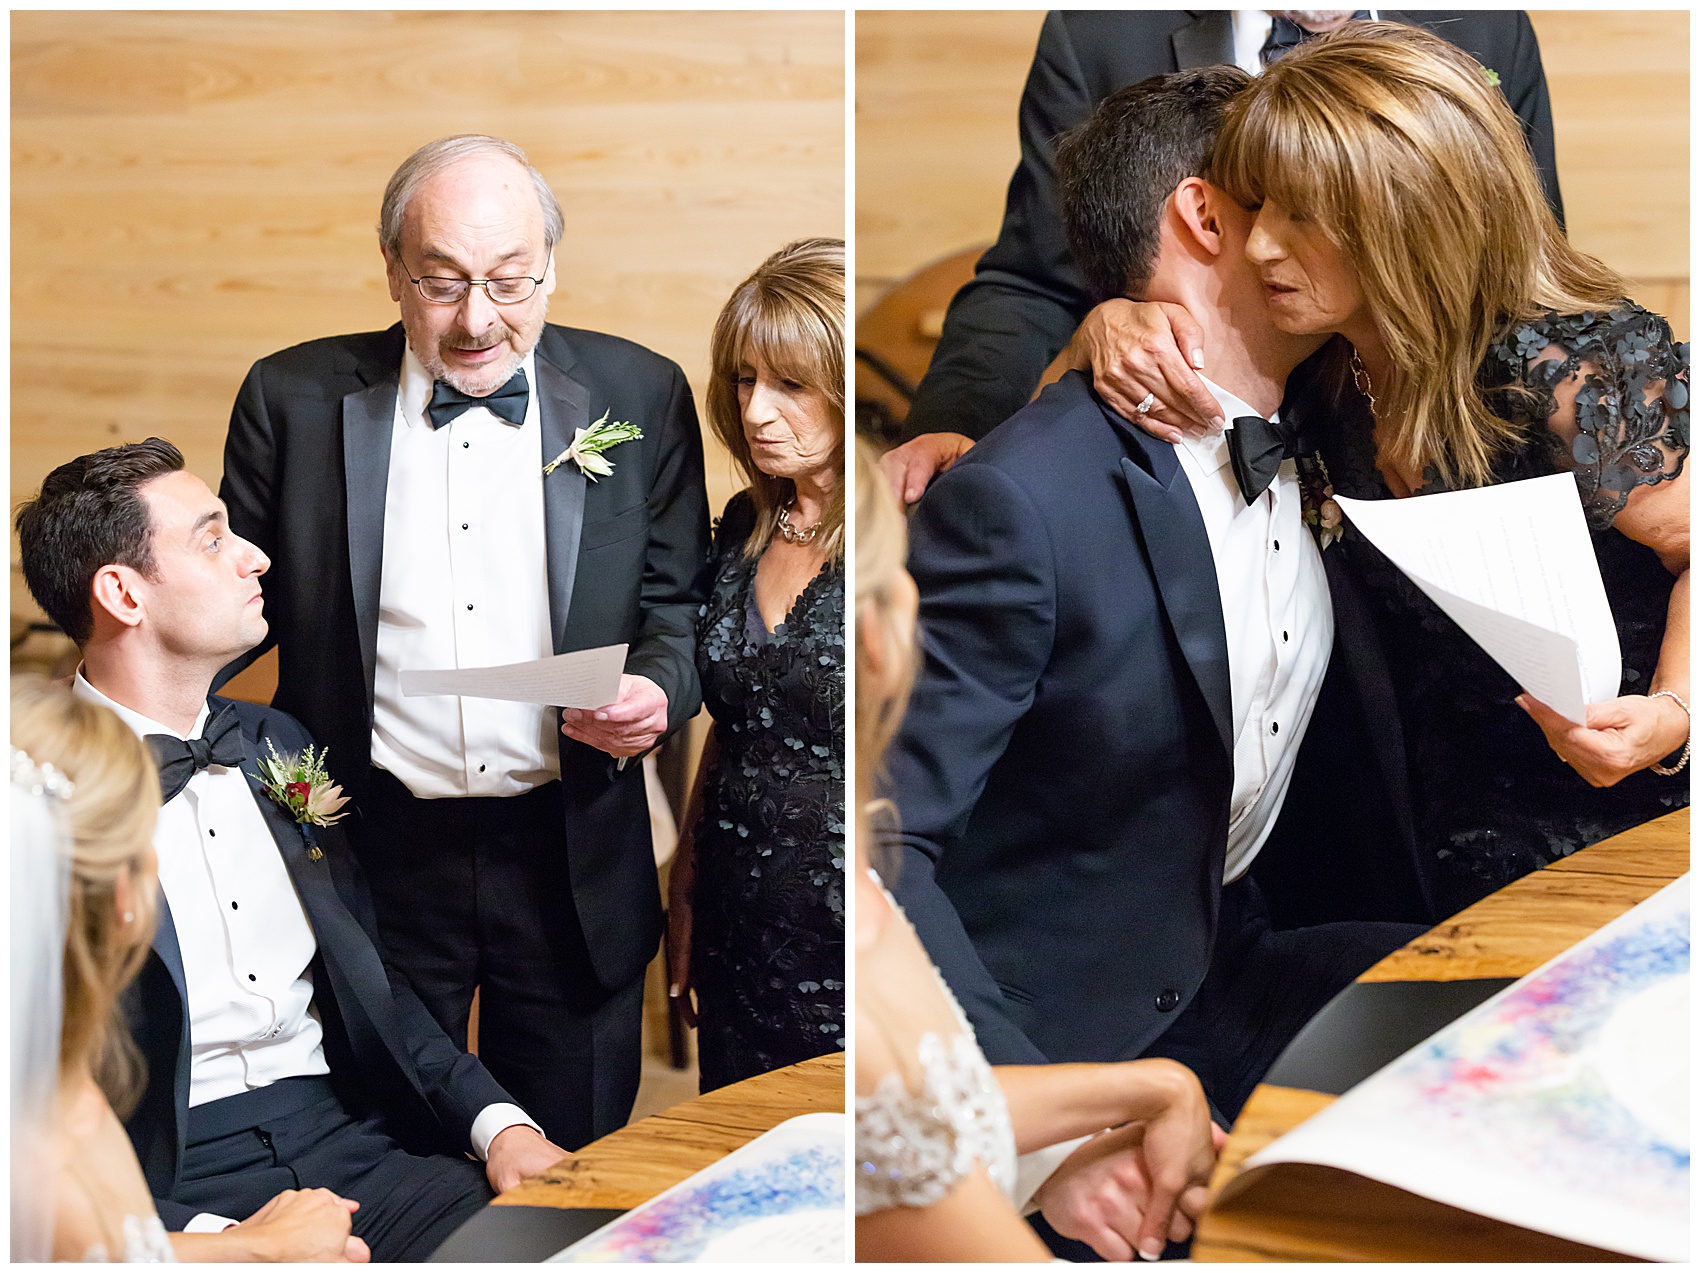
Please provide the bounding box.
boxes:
[1134,392,1157,415]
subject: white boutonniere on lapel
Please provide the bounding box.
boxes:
[543,409,643,482]
[256,740,349,857]
[1298,453,1344,550]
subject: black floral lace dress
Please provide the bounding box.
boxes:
[1302,305,1689,919]
[690,490,845,1091]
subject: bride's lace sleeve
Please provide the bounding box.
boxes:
[854,1024,1018,1215]
[1483,304,1689,529]
[854,876,1018,1216]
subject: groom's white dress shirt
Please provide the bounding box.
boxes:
[372,344,559,800]
[1174,379,1334,884]
[72,673,537,1168]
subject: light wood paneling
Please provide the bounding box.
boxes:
[856,11,1687,340]
[12,10,845,543]
[855,10,1041,299]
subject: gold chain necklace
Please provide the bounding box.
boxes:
[776,502,821,545]
[1349,348,1380,418]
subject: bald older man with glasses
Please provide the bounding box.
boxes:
[218,135,710,1152]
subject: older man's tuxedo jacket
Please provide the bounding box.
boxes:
[124,699,516,1231]
[886,371,1433,1067]
[218,322,709,993]
[903,9,1562,441]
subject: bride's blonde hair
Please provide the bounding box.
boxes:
[1212,21,1626,486]
[854,440,918,862]
[11,677,159,1115]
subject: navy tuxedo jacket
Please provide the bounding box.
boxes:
[217,323,710,993]
[904,9,1562,442]
[124,699,517,1230]
[886,372,1432,1068]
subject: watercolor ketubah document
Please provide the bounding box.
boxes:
[1237,875,1689,1261]
[548,1113,844,1262]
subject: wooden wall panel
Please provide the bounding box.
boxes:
[856,10,1687,339]
[12,10,845,562]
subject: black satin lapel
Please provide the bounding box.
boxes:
[244,768,408,1077]
[536,354,591,652]
[1172,10,1236,68]
[1119,454,1234,757]
[148,890,193,1129]
[342,376,398,714]
[148,887,189,1009]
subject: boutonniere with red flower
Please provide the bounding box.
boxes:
[1298,453,1344,549]
[256,740,348,858]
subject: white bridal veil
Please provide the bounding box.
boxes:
[11,747,74,1262]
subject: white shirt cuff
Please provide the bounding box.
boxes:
[470,1102,544,1161]
[1015,1134,1094,1215]
[182,1212,239,1233]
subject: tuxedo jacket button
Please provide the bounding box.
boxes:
[1155,988,1181,1013]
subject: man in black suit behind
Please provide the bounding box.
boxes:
[893,9,1560,456]
[217,136,710,1149]
[16,439,570,1260]
[886,68,1428,1157]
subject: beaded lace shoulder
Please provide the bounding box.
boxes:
[854,876,1017,1215]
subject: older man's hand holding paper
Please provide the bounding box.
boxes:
[399,642,668,758]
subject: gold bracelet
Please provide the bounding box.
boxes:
[1649,689,1690,776]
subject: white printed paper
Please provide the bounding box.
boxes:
[399,643,627,709]
[1232,877,1690,1261]
[1334,473,1620,723]
[549,1113,845,1262]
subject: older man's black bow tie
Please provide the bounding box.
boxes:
[146,704,246,804]
[1260,12,1372,66]
[1227,414,1302,504]
[426,367,529,430]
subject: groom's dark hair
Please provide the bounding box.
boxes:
[16,438,186,644]
[1058,65,1252,304]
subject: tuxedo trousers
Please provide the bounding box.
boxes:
[352,769,645,1150]
[176,1076,492,1262]
[1136,874,1425,1125]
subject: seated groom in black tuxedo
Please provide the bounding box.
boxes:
[885,68,1430,1136]
[16,438,569,1262]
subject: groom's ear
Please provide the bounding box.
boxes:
[90,563,146,633]
[1172,177,1224,258]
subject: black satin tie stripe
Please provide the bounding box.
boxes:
[426,366,530,429]
[145,702,246,803]
[1227,414,1303,504]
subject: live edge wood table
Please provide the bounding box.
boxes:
[1193,808,1689,1263]
[495,1051,845,1212]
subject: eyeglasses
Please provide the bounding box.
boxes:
[403,264,546,305]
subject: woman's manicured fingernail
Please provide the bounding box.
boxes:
[1191,349,1205,368]
[668,983,681,998]
[1139,1238,1164,1261]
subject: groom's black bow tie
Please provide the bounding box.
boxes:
[1261,12,1372,66]
[1227,414,1302,505]
[426,367,529,430]
[146,704,245,804]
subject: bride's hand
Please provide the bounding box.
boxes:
[1066,299,1223,442]
[1035,1061,1218,1260]
[1517,692,1690,787]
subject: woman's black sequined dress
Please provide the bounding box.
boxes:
[690,490,845,1091]
[1305,305,1689,918]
